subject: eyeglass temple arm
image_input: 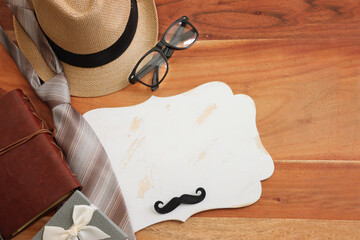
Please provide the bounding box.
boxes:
[135,54,165,79]
[168,22,186,46]
[180,30,196,43]
[151,66,160,91]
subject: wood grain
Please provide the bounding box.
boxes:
[11,161,360,239]
[71,39,360,161]
[1,0,360,239]
[195,161,360,220]
[155,0,360,40]
[2,0,360,40]
[136,217,360,240]
[14,217,360,239]
[14,217,360,240]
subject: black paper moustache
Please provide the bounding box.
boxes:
[154,187,206,214]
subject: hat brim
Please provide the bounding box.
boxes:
[14,0,158,97]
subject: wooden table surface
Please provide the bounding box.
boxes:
[1,0,360,239]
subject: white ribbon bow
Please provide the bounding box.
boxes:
[43,205,111,240]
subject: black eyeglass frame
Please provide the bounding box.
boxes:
[129,16,199,89]
[161,16,199,50]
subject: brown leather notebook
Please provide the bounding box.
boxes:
[0,89,81,240]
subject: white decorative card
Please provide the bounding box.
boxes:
[83,82,274,231]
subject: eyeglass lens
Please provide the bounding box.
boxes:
[134,51,168,87]
[164,21,197,49]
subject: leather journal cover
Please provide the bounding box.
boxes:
[0,89,82,239]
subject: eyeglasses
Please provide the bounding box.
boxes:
[129,16,199,91]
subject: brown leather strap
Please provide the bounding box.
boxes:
[0,128,53,156]
[22,94,49,130]
[0,94,63,157]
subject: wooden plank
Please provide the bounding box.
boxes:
[156,0,360,40]
[13,217,360,240]
[71,39,360,160]
[14,216,360,240]
[2,8,359,160]
[0,1,359,240]
[2,1,360,40]
[195,161,360,220]
[136,217,360,240]
[12,160,360,239]
[3,38,359,160]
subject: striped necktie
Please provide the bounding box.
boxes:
[1,1,135,239]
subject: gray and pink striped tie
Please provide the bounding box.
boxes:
[1,1,135,239]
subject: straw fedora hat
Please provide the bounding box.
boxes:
[14,0,158,97]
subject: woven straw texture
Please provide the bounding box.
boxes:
[14,0,158,97]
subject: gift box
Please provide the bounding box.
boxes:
[32,190,127,240]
